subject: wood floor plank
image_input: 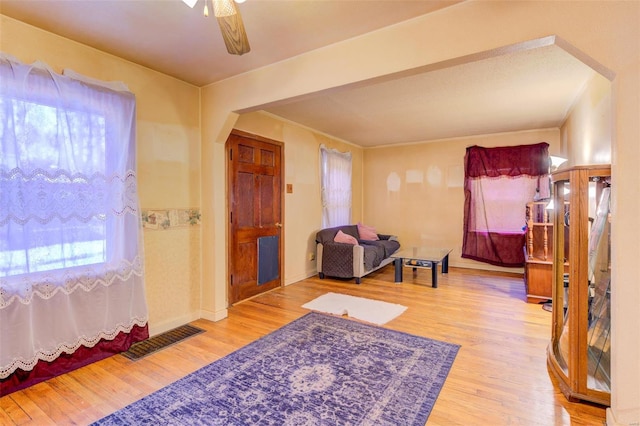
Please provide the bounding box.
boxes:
[4,390,56,426]
[0,266,607,425]
[0,395,29,425]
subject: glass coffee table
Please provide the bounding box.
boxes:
[390,247,452,288]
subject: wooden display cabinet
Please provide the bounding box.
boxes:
[547,165,611,406]
[524,201,570,303]
[524,201,554,303]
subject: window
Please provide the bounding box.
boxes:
[0,55,147,390]
[462,143,550,267]
[320,145,352,228]
[0,62,140,296]
[1,100,108,278]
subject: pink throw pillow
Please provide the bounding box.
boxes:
[357,223,380,241]
[334,230,358,245]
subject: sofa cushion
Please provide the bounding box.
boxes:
[360,239,400,259]
[357,222,380,241]
[334,230,358,245]
[361,242,384,269]
[362,245,380,271]
[316,225,358,245]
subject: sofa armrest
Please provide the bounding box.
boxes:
[378,234,398,241]
[318,242,364,278]
[352,245,365,277]
[317,243,324,273]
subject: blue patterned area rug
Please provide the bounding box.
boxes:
[93,312,459,425]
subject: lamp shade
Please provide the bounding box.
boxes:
[181,0,198,8]
[550,155,568,171]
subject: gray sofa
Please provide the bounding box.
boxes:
[315,225,400,284]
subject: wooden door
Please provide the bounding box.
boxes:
[227,130,283,305]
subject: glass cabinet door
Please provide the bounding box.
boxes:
[547,166,611,406]
[586,185,611,392]
[552,181,570,379]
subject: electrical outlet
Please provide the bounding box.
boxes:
[308,253,315,261]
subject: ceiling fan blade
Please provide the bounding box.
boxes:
[215,2,250,55]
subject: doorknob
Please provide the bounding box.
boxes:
[275,222,282,228]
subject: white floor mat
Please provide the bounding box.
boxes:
[302,292,407,325]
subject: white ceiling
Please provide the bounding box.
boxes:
[0,0,461,86]
[261,44,596,146]
[0,0,597,147]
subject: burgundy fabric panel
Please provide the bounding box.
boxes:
[465,142,550,178]
[0,323,149,397]
[462,142,549,267]
[461,231,526,267]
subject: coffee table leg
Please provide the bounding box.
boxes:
[431,262,438,288]
[442,254,449,273]
[394,258,403,283]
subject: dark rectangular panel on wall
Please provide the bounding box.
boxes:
[258,236,279,285]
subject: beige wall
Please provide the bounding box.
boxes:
[561,73,612,166]
[201,2,639,424]
[363,129,560,273]
[234,112,364,284]
[0,15,203,336]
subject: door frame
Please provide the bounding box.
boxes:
[226,129,285,306]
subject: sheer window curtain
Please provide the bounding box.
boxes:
[320,145,352,228]
[462,142,550,267]
[0,54,148,395]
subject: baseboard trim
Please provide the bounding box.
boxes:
[148,312,200,337]
[200,308,228,322]
[607,407,640,426]
[285,270,317,286]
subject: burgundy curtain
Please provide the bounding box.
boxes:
[0,325,148,396]
[462,142,550,267]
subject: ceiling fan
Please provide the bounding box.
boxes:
[182,0,250,55]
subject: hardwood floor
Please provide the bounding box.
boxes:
[0,266,607,425]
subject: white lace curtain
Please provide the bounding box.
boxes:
[0,54,148,379]
[320,145,352,228]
